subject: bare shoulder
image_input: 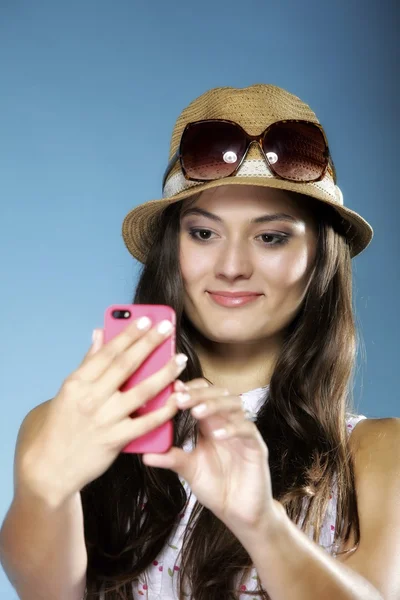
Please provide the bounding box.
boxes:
[347,415,400,490]
[336,416,400,598]
[348,415,400,457]
[337,416,400,548]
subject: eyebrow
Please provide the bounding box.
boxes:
[180,207,302,225]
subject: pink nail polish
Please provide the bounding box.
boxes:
[175,380,189,391]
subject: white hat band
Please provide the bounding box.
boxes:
[163,158,343,206]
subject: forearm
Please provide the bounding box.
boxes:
[238,501,383,600]
[0,487,87,600]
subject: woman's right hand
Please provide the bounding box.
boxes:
[18,317,188,505]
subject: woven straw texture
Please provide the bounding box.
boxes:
[122,84,373,263]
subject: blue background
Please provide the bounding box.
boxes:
[0,1,398,596]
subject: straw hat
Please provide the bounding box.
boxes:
[122,83,373,262]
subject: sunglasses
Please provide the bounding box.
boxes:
[162,118,336,190]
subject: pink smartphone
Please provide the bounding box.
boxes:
[103,304,176,454]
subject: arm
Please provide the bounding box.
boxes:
[0,403,87,600]
[240,499,382,600]
[237,418,400,600]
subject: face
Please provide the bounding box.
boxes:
[179,184,318,346]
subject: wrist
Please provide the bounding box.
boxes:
[19,452,80,509]
[16,476,78,510]
[231,500,287,549]
[259,499,288,538]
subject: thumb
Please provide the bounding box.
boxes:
[142,447,193,480]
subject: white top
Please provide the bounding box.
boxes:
[101,385,367,599]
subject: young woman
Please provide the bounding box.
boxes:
[1,84,399,600]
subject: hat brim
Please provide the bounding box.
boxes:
[122,177,373,263]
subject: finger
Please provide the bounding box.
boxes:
[189,397,243,420]
[184,378,210,390]
[174,387,231,410]
[174,379,190,392]
[142,446,194,481]
[95,322,182,398]
[110,398,179,450]
[107,354,189,421]
[209,420,258,441]
[173,378,209,393]
[78,319,176,398]
[83,328,104,360]
[77,317,154,381]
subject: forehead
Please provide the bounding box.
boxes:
[180,185,315,225]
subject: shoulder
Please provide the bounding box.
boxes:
[348,416,400,488]
[336,416,400,597]
[348,415,400,457]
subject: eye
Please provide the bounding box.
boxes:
[187,228,290,247]
[188,228,214,241]
[258,233,290,246]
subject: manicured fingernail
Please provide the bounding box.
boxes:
[136,316,152,330]
[157,320,173,334]
[212,428,228,439]
[175,380,189,391]
[175,353,188,367]
[175,393,191,407]
[192,403,207,416]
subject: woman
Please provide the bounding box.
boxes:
[2,84,398,600]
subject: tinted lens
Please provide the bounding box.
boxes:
[263,121,328,182]
[180,121,247,180]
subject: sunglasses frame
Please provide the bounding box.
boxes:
[162,118,337,190]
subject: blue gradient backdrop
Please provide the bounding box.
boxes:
[0,1,398,596]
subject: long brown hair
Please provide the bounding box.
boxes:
[82,191,362,599]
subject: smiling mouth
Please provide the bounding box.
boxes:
[206,291,263,308]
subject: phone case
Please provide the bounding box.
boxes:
[103,304,176,454]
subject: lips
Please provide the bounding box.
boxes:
[206,291,263,308]
[207,291,263,297]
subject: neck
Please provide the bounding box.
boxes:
[194,335,281,396]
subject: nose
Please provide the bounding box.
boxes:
[213,237,254,281]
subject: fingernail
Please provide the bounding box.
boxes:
[192,403,207,416]
[157,320,173,334]
[175,380,189,392]
[176,393,191,407]
[136,316,152,330]
[92,329,99,344]
[175,354,188,367]
[212,428,228,439]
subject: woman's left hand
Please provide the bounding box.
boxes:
[142,378,282,538]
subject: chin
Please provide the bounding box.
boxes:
[201,322,265,343]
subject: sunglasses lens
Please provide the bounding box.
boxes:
[181,121,247,180]
[263,122,328,182]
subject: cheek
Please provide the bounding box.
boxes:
[179,240,213,284]
[262,246,311,289]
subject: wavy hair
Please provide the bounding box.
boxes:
[82,191,362,599]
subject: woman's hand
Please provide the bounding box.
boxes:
[142,378,281,538]
[17,320,186,506]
